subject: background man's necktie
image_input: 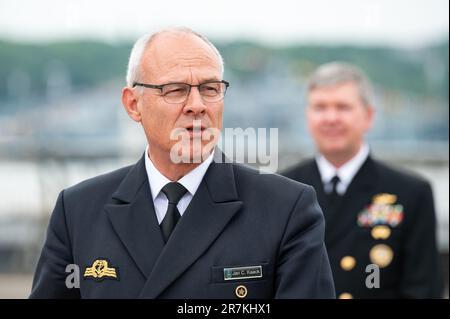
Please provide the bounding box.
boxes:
[160,182,187,242]
[325,175,342,217]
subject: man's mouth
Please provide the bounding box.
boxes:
[185,125,207,132]
[320,127,344,137]
[172,124,208,138]
[182,125,208,139]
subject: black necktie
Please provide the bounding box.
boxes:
[160,182,187,242]
[325,175,341,216]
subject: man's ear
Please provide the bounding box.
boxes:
[122,87,142,122]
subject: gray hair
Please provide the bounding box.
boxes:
[307,62,374,106]
[125,27,224,87]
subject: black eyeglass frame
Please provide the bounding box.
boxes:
[132,80,230,103]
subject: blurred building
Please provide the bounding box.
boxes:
[0,40,448,297]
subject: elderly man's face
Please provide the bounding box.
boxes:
[129,32,224,162]
[306,82,374,160]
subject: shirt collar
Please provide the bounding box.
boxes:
[316,143,370,188]
[144,145,214,200]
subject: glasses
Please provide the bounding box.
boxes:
[132,80,230,104]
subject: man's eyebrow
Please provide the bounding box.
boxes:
[201,77,221,82]
[161,78,222,85]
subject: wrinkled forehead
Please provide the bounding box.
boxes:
[140,32,221,82]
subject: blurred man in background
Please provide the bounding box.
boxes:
[283,62,443,298]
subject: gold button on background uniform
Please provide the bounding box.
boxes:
[340,256,356,271]
[235,285,247,298]
[339,293,353,299]
[370,244,394,268]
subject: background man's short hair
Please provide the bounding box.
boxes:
[307,62,374,107]
[126,27,225,87]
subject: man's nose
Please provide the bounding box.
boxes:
[324,108,340,122]
[183,87,207,115]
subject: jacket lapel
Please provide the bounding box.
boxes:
[105,154,165,279]
[139,160,243,298]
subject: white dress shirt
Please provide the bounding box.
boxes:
[144,145,214,224]
[315,144,369,196]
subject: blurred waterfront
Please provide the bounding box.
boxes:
[0,1,448,297]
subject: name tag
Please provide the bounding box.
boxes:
[223,265,263,281]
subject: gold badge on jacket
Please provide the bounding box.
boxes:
[369,244,394,268]
[84,259,119,281]
[371,225,391,240]
[357,193,404,228]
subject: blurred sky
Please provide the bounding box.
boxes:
[0,0,448,47]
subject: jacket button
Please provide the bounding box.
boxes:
[339,292,353,299]
[235,285,248,298]
[340,256,356,271]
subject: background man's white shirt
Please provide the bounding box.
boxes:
[316,144,369,195]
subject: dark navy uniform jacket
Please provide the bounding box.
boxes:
[283,156,443,298]
[30,154,335,299]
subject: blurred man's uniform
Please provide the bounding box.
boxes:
[284,148,442,298]
[282,62,442,298]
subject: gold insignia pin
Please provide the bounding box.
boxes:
[340,256,356,271]
[339,292,353,299]
[235,285,248,298]
[372,193,397,205]
[371,225,391,240]
[84,259,119,280]
[369,244,394,268]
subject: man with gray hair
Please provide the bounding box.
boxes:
[283,62,443,298]
[29,28,335,299]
